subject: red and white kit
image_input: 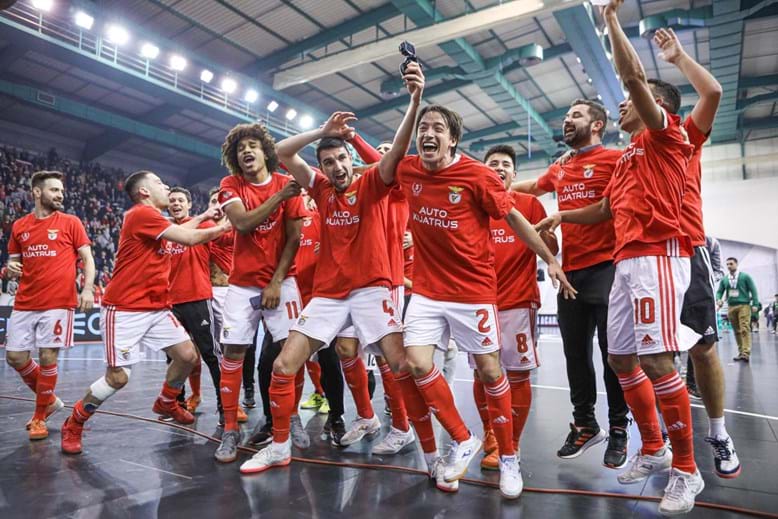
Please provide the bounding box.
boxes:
[218,173,306,344]
[5,212,90,351]
[101,205,189,367]
[605,109,694,356]
[209,227,234,341]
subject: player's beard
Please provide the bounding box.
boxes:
[563,125,591,148]
[41,195,63,212]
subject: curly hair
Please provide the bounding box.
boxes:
[221,123,280,176]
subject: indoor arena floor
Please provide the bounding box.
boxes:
[1,330,777,519]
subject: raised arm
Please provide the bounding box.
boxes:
[162,220,229,246]
[378,61,425,185]
[602,1,664,130]
[178,207,220,229]
[223,181,301,234]
[348,133,382,165]
[654,28,722,133]
[77,245,96,311]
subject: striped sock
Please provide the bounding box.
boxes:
[33,364,58,420]
[655,371,696,473]
[617,366,665,455]
[15,358,39,393]
[415,366,469,443]
[484,373,515,456]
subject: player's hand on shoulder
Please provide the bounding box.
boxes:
[554,149,575,166]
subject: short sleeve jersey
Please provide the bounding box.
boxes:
[218,173,306,287]
[492,192,546,310]
[295,210,321,306]
[103,204,173,310]
[604,109,694,262]
[387,188,409,287]
[680,117,709,247]
[8,212,91,311]
[210,229,234,275]
[168,218,214,305]
[396,154,513,304]
[537,146,620,271]
[308,166,392,299]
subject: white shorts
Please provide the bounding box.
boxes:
[291,286,402,350]
[102,306,190,367]
[468,307,539,371]
[339,286,405,358]
[220,278,301,345]
[404,294,501,355]
[211,286,228,339]
[5,309,75,351]
[607,256,691,356]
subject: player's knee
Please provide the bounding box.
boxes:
[638,355,674,381]
[335,341,356,359]
[689,343,715,364]
[476,365,502,383]
[5,351,27,368]
[272,353,296,376]
[405,356,432,378]
[38,348,58,366]
[607,354,635,375]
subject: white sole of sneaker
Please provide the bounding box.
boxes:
[240,457,291,474]
[557,430,607,459]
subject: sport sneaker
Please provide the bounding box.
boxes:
[240,439,292,474]
[443,433,483,482]
[338,414,381,446]
[324,415,346,446]
[237,406,248,423]
[214,430,241,463]
[26,396,64,429]
[658,467,705,516]
[705,436,742,479]
[300,392,324,410]
[372,426,416,455]
[185,394,201,414]
[243,389,256,409]
[603,427,629,469]
[480,449,499,471]
[61,417,83,454]
[686,386,702,400]
[318,398,330,415]
[248,422,273,446]
[28,418,48,441]
[153,398,195,425]
[429,456,459,493]
[483,429,498,454]
[290,415,311,449]
[499,454,523,499]
[617,448,673,484]
[557,423,607,459]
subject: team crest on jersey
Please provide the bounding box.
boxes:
[411,183,423,196]
[47,229,59,240]
[297,315,308,326]
[345,191,357,206]
[557,169,565,179]
[583,165,595,178]
[448,186,464,204]
[303,218,312,227]
[20,232,30,242]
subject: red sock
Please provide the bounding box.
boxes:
[71,399,95,425]
[33,364,58,420]
[15,358,39,393]
[396,372,437,453]
[189,361,201,397]
[484,374,515,456]
[507,371,531,448]
[617,366,664,455]
[306,360,324,395]
[293,368,305,413]
[341,356,375,419]
[220,358,244,432]
[159,381,182,405]
[654,372,697,473]
[379,362,409,431]
[415,366,469,443]
[472,377,491,434]
[269,372,296,443]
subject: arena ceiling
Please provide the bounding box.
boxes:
[0,0,776,183]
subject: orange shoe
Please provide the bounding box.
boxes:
[153,398,195,425]
[61,417,83,454]
[237,406,248,423]
[480,448,499,471]
[25,396,64,430]
[185,394,202,414]
[483,429,498,454]
[28,419,49,441]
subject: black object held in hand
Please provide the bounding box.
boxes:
[399,40,418,75]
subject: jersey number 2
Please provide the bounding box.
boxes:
[476,309,491,333]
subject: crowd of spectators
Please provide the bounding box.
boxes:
[1,145,209,297]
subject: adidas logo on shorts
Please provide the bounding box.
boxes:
[481,337,493,347]
[704,326,715,336]
[200,319,209,326]
[641,334,656,346]
[520,356,529,363]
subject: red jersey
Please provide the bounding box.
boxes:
[8,212,90,311]
[403,239,414,295]
[396,154,513,304]
[387,188,409,287]
[308,166,392,299]
[537,146,620,271]
[210,228,234,275]
[168,217,214,305]
[218,173,306,288]
[295,211,321,306]
[492,192,545,310]
[680,117,709,247]
[604,109,694,262]
[103,204,173,311]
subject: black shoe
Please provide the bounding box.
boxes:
[247,422,273,446]
[732,355,742,362]
[243,389,256,409]
[742,355,750,363]
[557,423,607,459]
[324,415,346,447]
[687,385,702,400]
[603,427,629,468]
